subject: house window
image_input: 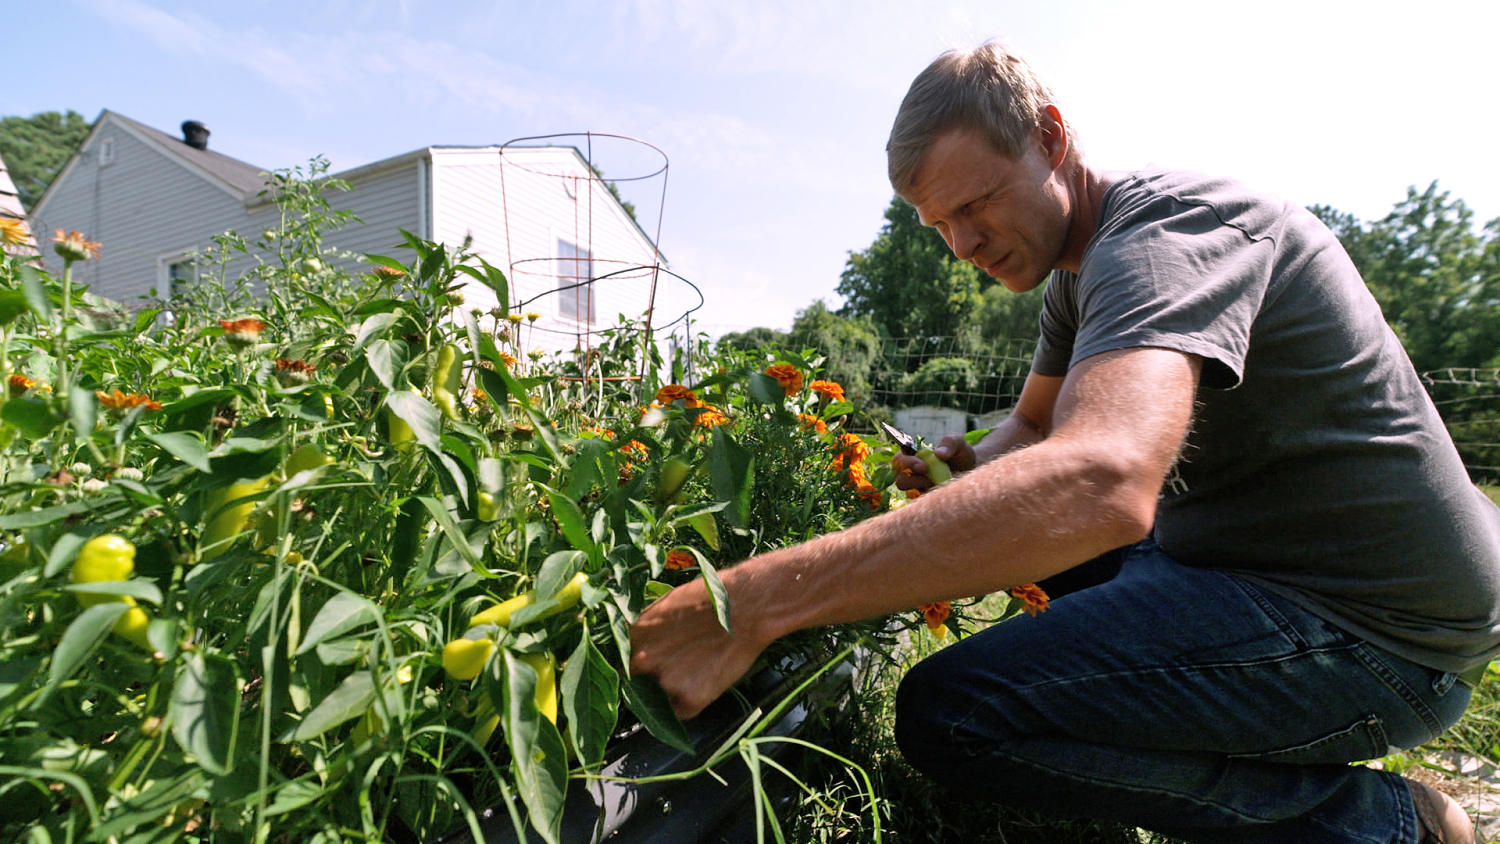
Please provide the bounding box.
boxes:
[164,256,198,297]
[556,238,595,323]
[99,137,115,167]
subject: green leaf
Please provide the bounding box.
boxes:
[691,549,733,634]
[43,532,88,578]
[295,591,378,656]
[495,651,567,844]
[0,500,91,530]
[541,486,597,560]
[0,654,42,707]
[417,494,482,570]
[620,675,694,753]
[685,510,721,552]
[748,372,787,405]
[353,311,400,351]
[68,385,96,442]
[19,264,52,321]
[157,387,237,420]
[534,549,587,603]
[365,338,404,392]
[561,634,618,769]
[385,389,442,454]
[707,428,753,527]
[47,603,128,688]
[142,430,211,473]
[0,290,30,326]
[280,670,376,741]
[169,652,240,775]
[64,580,163,606]
[1,396,63,439]
[821,399,855,418]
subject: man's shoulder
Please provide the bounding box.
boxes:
[1099,169,1307,247]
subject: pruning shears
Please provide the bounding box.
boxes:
[879,421,952,484]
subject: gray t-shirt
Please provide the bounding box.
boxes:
[1033,170,1500,674]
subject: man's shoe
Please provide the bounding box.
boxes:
[1406,778,1475,844]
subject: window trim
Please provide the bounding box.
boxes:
[554,234,596,325]
[156,247,201,300]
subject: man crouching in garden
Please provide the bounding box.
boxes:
[631,41,1500,843]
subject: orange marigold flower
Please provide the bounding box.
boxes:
[471,387,487,403]
[584,424,616,439]
[764,364,803,396]
[620,439,649,457]
[51,229,100,262]
[655,384,697,405]
[796,413,827,434]
[693,405,729,428]
[1009,583,1051,616]
[370,264,406,279]
[664,548,695,571]
[219,318,267,350]
[809,379,845,402]
[499,352,518,368]
[8,373,39,397]
[96,388,162,412]
[274,357,315,385]
[919,601,951,632]
[830,431,871,471]
[0,217,30,247]
[905,487,923,499]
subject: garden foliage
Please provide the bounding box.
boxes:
[0,167,979,842]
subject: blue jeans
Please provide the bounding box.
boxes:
[894,541,1473,843]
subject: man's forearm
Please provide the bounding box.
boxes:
[723,433,1151,647]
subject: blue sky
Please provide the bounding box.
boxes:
[6,0,1499,336]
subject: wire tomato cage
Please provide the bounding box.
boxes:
[497,132,704,389]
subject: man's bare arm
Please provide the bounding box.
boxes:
[630,347,1201,718]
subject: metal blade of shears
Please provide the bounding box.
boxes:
[878,420,918,456]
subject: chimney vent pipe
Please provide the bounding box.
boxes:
[181,121,210,150]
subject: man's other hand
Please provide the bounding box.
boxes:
[893,433,976,492]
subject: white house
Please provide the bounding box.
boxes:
[29,111,692,353]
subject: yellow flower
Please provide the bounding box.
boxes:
[0,217,29,247]
[51,229,101,262]
[525,311,541,322]
[810,379,845,402]
[506,313,525,325]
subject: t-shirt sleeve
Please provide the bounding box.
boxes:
[1034,191,1275,390]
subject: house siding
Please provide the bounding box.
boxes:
[32,120,258,306]
[432,147,668,353]
[253,157,424,273]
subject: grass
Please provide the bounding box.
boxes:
[1482,484,1500,506]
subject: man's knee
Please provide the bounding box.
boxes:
[893,646,1006,774]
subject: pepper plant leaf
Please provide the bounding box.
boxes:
[494,650,567,844]
[169,652,240,776]
[561,632,618,770]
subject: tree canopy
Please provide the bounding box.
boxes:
[0,110,91,211]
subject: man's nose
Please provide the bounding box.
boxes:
[949,223,983,261]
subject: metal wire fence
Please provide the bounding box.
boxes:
[769,333,1500,485]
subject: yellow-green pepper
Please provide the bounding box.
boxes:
[432,343,463,421]
[469,571,588,628]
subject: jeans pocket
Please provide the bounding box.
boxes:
[1230,714,1389,765]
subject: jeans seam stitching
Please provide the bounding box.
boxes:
[1353,643,1443,737]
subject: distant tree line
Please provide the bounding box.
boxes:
[718,186,1500,474]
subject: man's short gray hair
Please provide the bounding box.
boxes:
[886,42,1074,196]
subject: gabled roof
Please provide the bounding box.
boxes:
[31,110,269,218]
[104,111,268,197]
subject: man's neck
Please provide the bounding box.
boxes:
[1057,164,1119,274]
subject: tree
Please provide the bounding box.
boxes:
[0,110,91,211]
[836,195,990,340]
[788,300,883,405]
[1311,182,1500,373]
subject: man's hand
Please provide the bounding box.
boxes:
[629,575,771,720]
[893,433,975,493]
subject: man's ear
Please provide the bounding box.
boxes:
[1038,104,1069,170]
